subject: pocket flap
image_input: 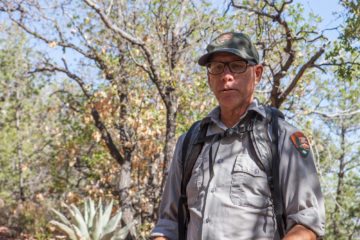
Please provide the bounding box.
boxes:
[233,154,262,176]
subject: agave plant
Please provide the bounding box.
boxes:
[50,198,132,240]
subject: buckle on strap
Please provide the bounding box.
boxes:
[224,123,253,138]
[224,128,236,137]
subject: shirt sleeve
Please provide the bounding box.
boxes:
[278,120,326,237]
[150,134,185,240]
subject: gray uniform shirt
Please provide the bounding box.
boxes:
[151,101,325,239]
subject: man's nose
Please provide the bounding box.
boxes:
[222,65,234,82]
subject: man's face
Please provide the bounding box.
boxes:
[207,53,263,111]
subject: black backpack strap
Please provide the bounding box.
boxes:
[269,107,286,238]
[178,120,209,240]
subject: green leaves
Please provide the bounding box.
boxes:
[341,0,360,43]
[50,198,131,240]
[49,220,79,240]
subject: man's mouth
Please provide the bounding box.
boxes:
[221,89,236,92]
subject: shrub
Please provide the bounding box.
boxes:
[50,198,132,240]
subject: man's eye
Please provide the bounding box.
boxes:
[211,63,223,71]
[231,62,246,69]
[214,64,223,70]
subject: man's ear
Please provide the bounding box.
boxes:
[254,64,263,85]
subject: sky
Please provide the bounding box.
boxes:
[295,0,344,40]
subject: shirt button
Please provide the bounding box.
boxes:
[205,218,211,223]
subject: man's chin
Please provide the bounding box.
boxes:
[218,98,251,110]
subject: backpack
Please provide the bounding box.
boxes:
[177,106,286,240]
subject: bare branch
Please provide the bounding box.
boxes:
[83,0,165,102]
[279,0,293,13]
[223,1,232,17]
[173,0,187,36]
[83,0,143,45]
[30,63,91,99]
[105,0,114,16]
[233,0,296,106]
[321,26,341,35]
[278,45,325,105]
[9,14,95,61]
[0,1,24,13]
[232,0,327,108]
[312,64,327,73]
[90,108,125,165]
[126,44,151,75]
[231,0,275,19]
[309,109,360,119]
[316,61,360,67]
[28,60,125,165]
[344,162,360,173]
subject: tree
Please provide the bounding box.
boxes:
[0,25,49,202]
[231,0,327,110]
[309,64,360,239]
[1,0,358,238]
[0,0,232,236]
[312,0,360,238]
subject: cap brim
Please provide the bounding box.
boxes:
[198,48,257,66]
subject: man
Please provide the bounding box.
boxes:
[151,32,325,240]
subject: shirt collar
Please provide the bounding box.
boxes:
[203,99,267,130]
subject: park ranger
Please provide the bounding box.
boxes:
[151,32,325,240]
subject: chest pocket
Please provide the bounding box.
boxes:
[230,154,271,208]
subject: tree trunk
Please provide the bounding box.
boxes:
[117,75,137,239]
[332,125,346,238]
[155,87,178,217]
[15,82,25,202]
[118,159,137,239]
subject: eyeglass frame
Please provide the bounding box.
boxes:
[205,60,257,75]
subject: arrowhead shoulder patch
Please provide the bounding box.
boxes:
[290,131,310,158]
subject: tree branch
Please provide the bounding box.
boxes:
[90,108,125,165]
[231,0,275,19]
[82,0,166,102]
[30,63,91,99]
[316,61,360,67]
[309,108,360,119]
[278,45,325,105]
[29,62,125,165]
[9,14,95,61]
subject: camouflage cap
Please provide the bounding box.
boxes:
[198,32,259,66]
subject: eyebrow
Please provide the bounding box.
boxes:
[209,57,247,61]
[208,60,247,63]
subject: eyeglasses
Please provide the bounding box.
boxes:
[206,60,255,75]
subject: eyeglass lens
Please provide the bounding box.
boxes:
[207,61,248,74]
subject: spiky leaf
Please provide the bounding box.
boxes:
[100,211,122,238]
[110,222,134,240]
[51,204,82,239]
[51,208,72,226]
[101,200,113,229]
[70,203,90,239]
[92,199,103,240]
[84,199,89,224]
[88,198,96,229]
[49,220,78,240]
